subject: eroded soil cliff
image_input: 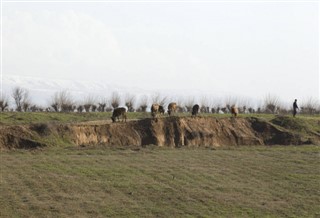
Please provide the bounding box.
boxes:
[1,116,319,149]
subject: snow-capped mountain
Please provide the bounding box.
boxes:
[2,75,149,107]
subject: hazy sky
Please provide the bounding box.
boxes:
[2,1,319,102]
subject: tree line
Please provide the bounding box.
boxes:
[0,87,319,115]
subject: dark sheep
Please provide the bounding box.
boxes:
[111,107,127,122]
[192,104,200,117]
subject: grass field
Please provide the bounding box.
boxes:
[0,111,319,125]
[0,112,117,125]
[1,145,319,217]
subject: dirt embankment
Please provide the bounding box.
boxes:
[0,117,319,149]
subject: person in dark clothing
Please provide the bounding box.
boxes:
[293,99,299,117]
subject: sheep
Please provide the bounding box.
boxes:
[192,104,200,117]
[231,105,239,117]
[167,102,177,116]
[111,107,127,122]
[151,104,160,119]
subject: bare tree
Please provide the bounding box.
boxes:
[77,105,84,113]
[22,102,31,112]
[30,105,43,112]
[137,95,148,112]
[22,91,31,112]
[83,95,97,112]
[200,96,211,113]
[237,97,251,114]
[97,103,105,112]
[151,93,168,107]
[51,103,59,112]
[97,97,108,112]
[0,94,9,112]
[263,94,280,114]
[110,92,121,109]
[125,94,136,112]
[51,92,60,112]
[151,93,160,104]
[91,104,97,112]
[50,90,74,112]
[159,97,167,107]
[248,107,255,114]
[12,87,23,111]
[210,97,222,114]
[11,87,31,112]
[83,104,91,112]
[184,97,195,112]
[301,97,319,115]
[175,97,186,113]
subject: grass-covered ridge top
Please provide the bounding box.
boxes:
[0,111,319,125]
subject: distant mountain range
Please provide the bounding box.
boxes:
[2,75,150,107]
[2,75,230,108]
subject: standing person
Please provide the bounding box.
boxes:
[293,99,299,117]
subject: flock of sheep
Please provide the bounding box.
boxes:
[111,103,239,123]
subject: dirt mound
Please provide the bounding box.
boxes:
[1,117,319,149]
[249,117,306,145]
[0,125,47,149]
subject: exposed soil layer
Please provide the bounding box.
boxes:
[1,117,319,149]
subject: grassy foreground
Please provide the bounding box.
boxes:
[1,146,319,217]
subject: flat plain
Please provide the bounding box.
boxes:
[1,145,319,217]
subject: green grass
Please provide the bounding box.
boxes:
[0,112,153,125]
[270,116,320,135]
[1,146,319,217]
[1,111,319,125]
[0,112,111,125]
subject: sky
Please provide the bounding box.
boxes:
[1,0,319,105]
